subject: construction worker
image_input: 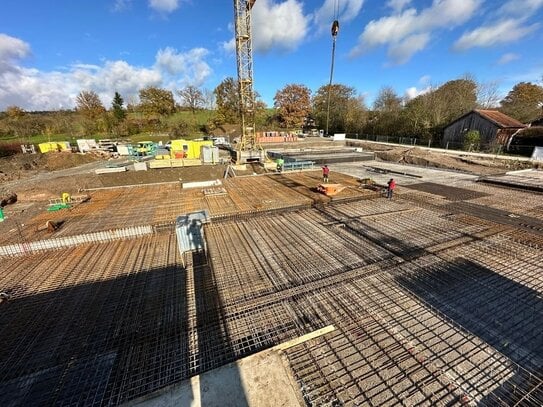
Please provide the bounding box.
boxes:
[276,157,284,173]
[387,178,396,199]
[322,165,330,183]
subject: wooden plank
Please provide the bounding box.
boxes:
[273,325,336,351]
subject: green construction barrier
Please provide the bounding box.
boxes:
[0,207,4,222]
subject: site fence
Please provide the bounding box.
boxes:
[0,225,153,257]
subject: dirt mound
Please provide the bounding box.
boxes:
[0,190,17,207]
[0,152,101,182]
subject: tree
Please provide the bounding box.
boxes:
[213,77,266,126]
[463,130,481,151]
[111,92,126,122]
[371,87,403,136]
[345,96,368,134]
[75,90,105,119]
[400,77,477,140]
[500,82,543,123]
[5,106,25,118]
[177,85,204,114]
[477,80,501,109]
[313,84,360,135]
[214,77,239,124]
[168,119,191,138]
[139,87,176,116]
[434,78,477,123]
[373,86,402,113]
[274,84,312,129]
[202,88,216,110]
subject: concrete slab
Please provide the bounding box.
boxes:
[127,350,304,407]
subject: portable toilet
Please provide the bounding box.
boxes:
[201,145,219,163]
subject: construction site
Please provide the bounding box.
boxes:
[1,146,543,406]
[1,0,543,405]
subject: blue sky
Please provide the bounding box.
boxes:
[1,0,542,111]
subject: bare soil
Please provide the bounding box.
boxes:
[348,141,535,175]
[0,152,100,183]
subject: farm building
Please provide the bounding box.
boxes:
[507,126,543,156]
[443,109,526,146]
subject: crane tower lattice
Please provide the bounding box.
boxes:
[233,0,263,161]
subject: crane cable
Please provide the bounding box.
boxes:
[325,0,340,137]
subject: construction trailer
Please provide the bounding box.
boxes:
[170,139,213,160]
[38,142,71,153]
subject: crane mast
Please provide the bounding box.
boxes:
[233,0,263,163]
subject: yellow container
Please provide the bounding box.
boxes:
[38,142,71,153]
[38,142,60,153]
[170,139,212,159]
[57,142,71,151]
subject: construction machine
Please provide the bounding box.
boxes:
[232,0,265,164]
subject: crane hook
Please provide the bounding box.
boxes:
[331,20,339,37]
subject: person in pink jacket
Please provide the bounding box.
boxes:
[387,178,396,199]
[322,165,330,183]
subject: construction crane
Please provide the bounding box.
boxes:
[233,0,265,163]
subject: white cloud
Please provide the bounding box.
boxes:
[221,38,235,53]
[419,75,431,85]
[313,0,364,34]
[222,0,310,53]
[498,0,543,17]
[497,52,520,65]
[386,0,412,13]
[350,0,481,63]
[405,85,431,100]
[252,0,310,52]
[387,33,430,65]
[0,36,213,110]
[148,0,179,13]
[0,33,31,72]
[113,0,132,12]
[453,0,543,51]
[454,19,539,50]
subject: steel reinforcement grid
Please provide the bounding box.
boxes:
[1,184,542,405]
